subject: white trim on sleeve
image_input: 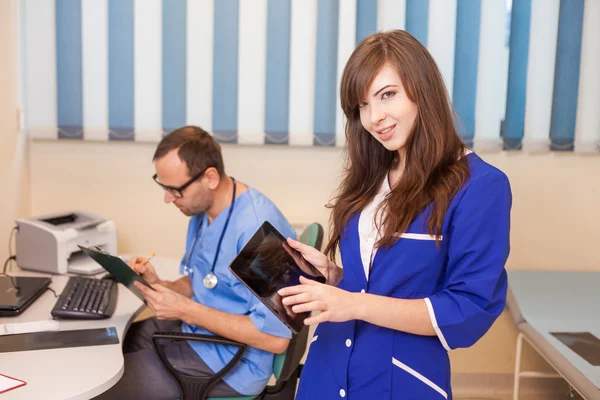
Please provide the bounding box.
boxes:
[424,297,452,351]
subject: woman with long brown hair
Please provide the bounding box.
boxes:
[279,30,511,399]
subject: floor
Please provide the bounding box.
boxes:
[454,389,584,400]
[451,370,587,400]
[455,396,583,400]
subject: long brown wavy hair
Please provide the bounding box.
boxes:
[324,30,470,260]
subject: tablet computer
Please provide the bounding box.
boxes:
[78,245,153,302]
[228,221,326,334]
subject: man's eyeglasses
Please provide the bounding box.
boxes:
[152,166,210,198]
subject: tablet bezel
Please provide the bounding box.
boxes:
[228,221,325,334]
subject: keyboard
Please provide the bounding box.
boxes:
[51,277,118,320]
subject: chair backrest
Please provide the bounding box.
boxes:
[298,223,324,251]
[271,222,324,381]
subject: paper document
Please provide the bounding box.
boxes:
[0,320,59,336]
[67,252,104,275]
[0,373,26,394]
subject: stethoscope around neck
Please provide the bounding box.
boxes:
[182,177,237,289]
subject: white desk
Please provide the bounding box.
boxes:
[0,257,180,400]
[508,270,600,400]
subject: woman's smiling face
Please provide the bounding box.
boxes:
[358,63,418,153]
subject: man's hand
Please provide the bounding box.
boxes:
[134,281,190,321]
[128,256,161,285]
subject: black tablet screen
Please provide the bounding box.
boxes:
[229,222,325,334]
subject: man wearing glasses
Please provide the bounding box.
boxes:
[96,126,296,399]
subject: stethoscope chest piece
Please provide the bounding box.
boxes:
[203,272,218,289]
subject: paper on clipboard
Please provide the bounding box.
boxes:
[0,373,26,394]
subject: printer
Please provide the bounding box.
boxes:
[15,211,117,275]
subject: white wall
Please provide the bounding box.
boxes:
[27,140,600,272]
[0,0,29,267]
[27,141,343,257]
[27,139,600,374]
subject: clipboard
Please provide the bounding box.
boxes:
[77,245,154,302]
[0,373,27,394]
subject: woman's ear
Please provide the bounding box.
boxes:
[204,167,222,190]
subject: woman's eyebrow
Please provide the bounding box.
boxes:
[373,84,398,97]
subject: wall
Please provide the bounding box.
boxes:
[27,141,343,257]
[0,0,29,267]
[27,139,600,374]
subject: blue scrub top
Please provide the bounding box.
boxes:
[296,153,512,400]
[180,186,296,396]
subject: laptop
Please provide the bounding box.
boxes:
[0,276,51,317]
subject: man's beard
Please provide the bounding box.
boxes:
[177,202,207,217]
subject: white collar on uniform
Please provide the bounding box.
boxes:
[379,173,391,195]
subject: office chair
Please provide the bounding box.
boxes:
[152,223,324,400]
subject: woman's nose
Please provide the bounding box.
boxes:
[370,104,385,125]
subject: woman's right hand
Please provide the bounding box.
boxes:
[128,256,161,285]
[285,238,341,285]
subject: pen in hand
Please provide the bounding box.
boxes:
[141,252,156,266]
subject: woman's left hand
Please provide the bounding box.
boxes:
[278,276,359,325]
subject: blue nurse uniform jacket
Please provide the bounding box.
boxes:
[296,153,511,400]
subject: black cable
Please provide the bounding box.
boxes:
[2,226,59,300]
[1,226,18,276]
[2,256,16,276]
[9,225,17,257]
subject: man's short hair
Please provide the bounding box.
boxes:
[153,126,225,177]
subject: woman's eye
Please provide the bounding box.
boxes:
[358,102,367,109]
[382,91,395,100]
